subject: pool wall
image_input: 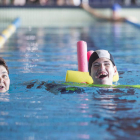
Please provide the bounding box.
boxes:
[0,7,140,27]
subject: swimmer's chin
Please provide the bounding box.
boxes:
[0,88,10,93]
[94,81,113,86]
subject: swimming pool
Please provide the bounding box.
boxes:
[1,21,140,140]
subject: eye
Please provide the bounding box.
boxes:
[2,75,8,78]
[93,64,99,67]
[105,63,110,66]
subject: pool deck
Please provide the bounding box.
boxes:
[0,7,140,27]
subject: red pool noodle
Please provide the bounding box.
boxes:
[77,41,88,72]
[87,50,94,62]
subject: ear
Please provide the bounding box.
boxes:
[113,66,117,76]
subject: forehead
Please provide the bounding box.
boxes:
[93,57,112,64]
[0,65,8,74]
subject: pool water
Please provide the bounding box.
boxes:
[1,21,140,140]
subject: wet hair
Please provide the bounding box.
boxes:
[88,50,115,75]
[0,57,9,74]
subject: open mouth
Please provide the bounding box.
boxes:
[99,74,107,79]
[97,72,108,79]
[0,86,4,90]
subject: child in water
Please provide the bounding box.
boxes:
[81,2,137,22]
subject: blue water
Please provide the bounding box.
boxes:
[1,21,140,140]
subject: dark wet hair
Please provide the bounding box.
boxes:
[0,57,9,74]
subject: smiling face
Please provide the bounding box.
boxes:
[0,65,10,92]
[90,57,117,85]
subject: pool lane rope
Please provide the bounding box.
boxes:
[0,17,20,48]
[126,19,140,28]
[65,40,119,84]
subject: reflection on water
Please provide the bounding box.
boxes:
[1,79,140,139]
[0,92,10,102]
[1,22,140,139]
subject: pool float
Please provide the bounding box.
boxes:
[65,41,119,84]
[63,82,140,89]
[0,17,20,48]
[77,41,88,72]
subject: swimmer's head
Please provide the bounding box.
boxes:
[88,50,115,74]
[0,57,9,74]
[88,50,117,85]
[111,3,122,20]
[0,57,10,92]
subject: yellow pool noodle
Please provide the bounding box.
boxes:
[0,36,6,48]
[2,29,11,39]
[7,25,16,34]
[65,70,119,84]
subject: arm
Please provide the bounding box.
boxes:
[81,3,126,22]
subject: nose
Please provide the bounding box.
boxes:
[99,64,105,71]
[0,77,4,83]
